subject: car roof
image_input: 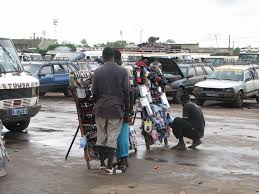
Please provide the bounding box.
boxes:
[215,64,259,71]
[22,61,72,66]
[178,63,210,67]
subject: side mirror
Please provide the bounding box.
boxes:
[187,75,194,79]
[39,73,46,77]
[245,77,251,82]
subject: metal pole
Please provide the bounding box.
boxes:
[65,126,80,159]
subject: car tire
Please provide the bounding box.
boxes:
[173,87,185,104]
[39,92,46,96]
[196,99,205,106]
[256,96,259,104]
[3,119,30,132]
[64,89,72,97]
[233,91,243,108]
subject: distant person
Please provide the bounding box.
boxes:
[170,93,205,150]
[92,47,129,175]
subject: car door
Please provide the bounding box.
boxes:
[195,66,207,83]
[244,69,255,97]
[38,65,54,92]
[253,67,259,90]
[53,64,70,90]
[184,66,197,94]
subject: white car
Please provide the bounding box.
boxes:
[193,64,259,107]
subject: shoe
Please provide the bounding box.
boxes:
[171,143,187,150]
[188,139,202,149]
[97,165,106,170]
[105,167,122,175]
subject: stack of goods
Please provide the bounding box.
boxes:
[70,71,98,160]
[0,120,8,177]
[134,60,173,149]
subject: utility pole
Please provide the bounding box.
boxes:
[120,30,123,42]
[228,34,231,51]
[232,41,235,50]
[215,34,219,53]
[140,29,143,44]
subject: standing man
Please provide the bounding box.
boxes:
[170,93,205,150]
[92,47,129,174]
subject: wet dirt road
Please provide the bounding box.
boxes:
[1,94,259,194]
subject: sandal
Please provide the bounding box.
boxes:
[105,168,122,175]
[97,165,106,170]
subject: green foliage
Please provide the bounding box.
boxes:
[81,39,90,48]
[46,44,76,52]
[93,41,132,48]
[35,48,47,56]
[233,47,240,56]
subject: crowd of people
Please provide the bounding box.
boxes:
[91,47,206,175]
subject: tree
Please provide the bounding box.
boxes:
[166,39,176,44]
[81,39,90,48]
[148,36,159,44]
[233,47,240,56]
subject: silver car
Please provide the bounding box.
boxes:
[193,64,259,107]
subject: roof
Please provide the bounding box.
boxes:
[215,64,259,71]
[22,60,72,66]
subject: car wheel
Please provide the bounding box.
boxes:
[196,99,205,106]
[256,96,259,104]
[3,119,30,132]
[39,92,46,96]
[174,87,185,104]
[64,89,72,97]
[233,91,243,108]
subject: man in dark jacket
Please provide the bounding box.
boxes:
[170,93,205,150]
[92,47,129,174]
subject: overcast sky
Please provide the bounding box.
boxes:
[1,0,259,48]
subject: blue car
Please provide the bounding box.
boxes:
[23,61,77,97]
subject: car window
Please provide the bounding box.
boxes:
[203,66,213,74]
[53,64,67,74]
[195,66,205,76]
[245,70,253,81]
[40,65,52,75]
[255,68,259,79]
[188,67,196,77]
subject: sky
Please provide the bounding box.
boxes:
[1,0,259,48]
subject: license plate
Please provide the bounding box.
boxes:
[12,107,28,116]
[206,93,219,97]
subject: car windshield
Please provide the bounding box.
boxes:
[0,39,22,73]
[23,65,41,75]
[208,69,244,81]
[179,66,187,76]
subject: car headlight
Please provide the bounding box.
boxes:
[223,88,234,93]
[193,86,203,93]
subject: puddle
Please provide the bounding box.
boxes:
[177,163,198,167]
[145,157,168,163]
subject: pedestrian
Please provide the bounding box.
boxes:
[170,93,205,150]
[113,49,132,172]
[92,47,129,174]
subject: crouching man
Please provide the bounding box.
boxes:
[170,93,205,150]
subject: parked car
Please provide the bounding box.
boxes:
[23,61,78,97]
[164,63,214,103]
[193,64,259,107]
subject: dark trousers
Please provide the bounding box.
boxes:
[170,117,198,140]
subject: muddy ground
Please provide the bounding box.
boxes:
[1,94,259,194]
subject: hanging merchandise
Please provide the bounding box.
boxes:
[134,58,171,149]
[143,120,152,133]
[138,85,148,97]
[0,120,8,177]
[160,92,170,109]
